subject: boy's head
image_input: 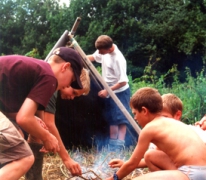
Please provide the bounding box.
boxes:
[49,47,83,90]
[60,68,90,100]
[130,87,162,127]
[161,93,183,120]
[95,35,114,54]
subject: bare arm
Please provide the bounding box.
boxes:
[16,98,59,153]
[116,132,150,179]
[35,110,44,120]
[87,55,95,61]
[44,112,82,175]
[106,129,151,180]
[110,82,127,91]
[109,159,147,169]
[109,158,147,169]
[98,82,127,98]
[195,115,206,130]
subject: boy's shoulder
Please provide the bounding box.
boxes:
[141,118,164,135]
[143,116,184,133]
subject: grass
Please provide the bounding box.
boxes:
[20,146,149,180]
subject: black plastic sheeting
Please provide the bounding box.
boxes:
[55,80,138,150]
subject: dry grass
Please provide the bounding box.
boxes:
[20,146,149,180]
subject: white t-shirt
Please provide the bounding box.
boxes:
[92,44,129,93]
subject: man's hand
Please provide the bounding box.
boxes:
[98,89,108,98]
[42,133,60,153]
[35,116,60,153]
[27,116,49,144]
[64,158,82,176]
[109,159,124,168]
[195,115,206,130]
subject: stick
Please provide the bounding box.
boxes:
[70,17,81,36]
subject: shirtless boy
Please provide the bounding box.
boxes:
[106,87,206,180]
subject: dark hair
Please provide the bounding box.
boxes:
[130,87,163,113]
[95,35,113,50]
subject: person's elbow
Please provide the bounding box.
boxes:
[118,81,127,87]
[87,55,95,61]
[45,121,55,131]
[120,82,127,86]
[16,113,28,127]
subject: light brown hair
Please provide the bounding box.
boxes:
[80,68,90,95]
[130,87,163,113]
[95,35,113,50]
[162,93,183,116]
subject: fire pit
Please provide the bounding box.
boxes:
[25,147,149,180]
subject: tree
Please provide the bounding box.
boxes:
[0,0,68,56]
[1,0,206,79]
[68,0,206,79]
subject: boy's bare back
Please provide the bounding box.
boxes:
[141,117,206,168]
[106,87,206,180]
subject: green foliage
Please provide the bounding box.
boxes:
[96,66,102,74]
[179,67,206,123]
[1,0,206,78]
[131,58,206,124]
[0,0,69,56]
[1,0,206,124]
[25,48,41,58]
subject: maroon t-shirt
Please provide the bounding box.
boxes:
[0,55,57,112]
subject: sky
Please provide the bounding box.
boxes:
[59,0,70,6]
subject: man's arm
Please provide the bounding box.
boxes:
[110,82,127,91]
[109,158,147,169]
[195,115,206,130]
[44,111,82,175]
[35,110,44,120]
[98,82,127,98]
[16,98,59,153]
[87,55,95,61]
[116,137,149,179]
[106,128,151,180]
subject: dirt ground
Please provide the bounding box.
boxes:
[20,146,149,180]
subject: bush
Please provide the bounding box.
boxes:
[131,61,206,124]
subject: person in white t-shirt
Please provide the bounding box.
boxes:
[87,35,131,151]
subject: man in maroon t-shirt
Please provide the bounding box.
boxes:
[0,47,83,180]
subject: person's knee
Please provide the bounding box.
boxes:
[18,155,35,174]
[29,155,35,164]
[144,150,153,163]
[25,155,35,169]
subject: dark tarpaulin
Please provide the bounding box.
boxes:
[55,80,138,150]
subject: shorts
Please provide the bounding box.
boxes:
[0,112,33,167]
[178,165,206,180]
[103,88,130,125]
